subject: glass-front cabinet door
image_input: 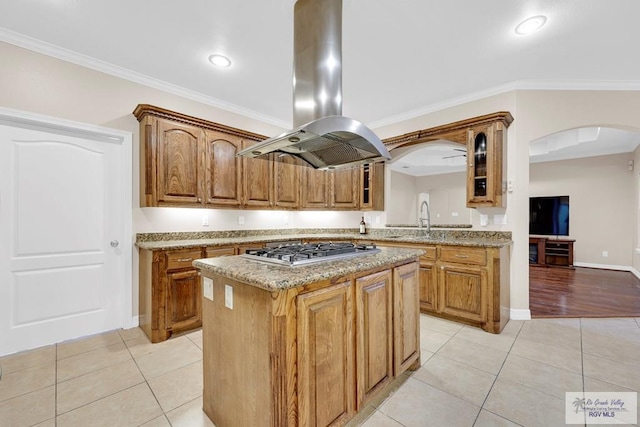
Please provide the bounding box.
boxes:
[466,121,506,207]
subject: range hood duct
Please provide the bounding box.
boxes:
[237,0,390,170]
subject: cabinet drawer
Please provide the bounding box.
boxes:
[206,247,236,258]
[166,249,203,271]
[420,246,437,261]
[439,246,486,266]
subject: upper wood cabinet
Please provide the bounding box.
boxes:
[134,104,264,208]
[273,153,301,208]
[301,167,329,209]
[467,121,507,207]
[241,139,274,208]
[154,119,203,205]
[383,111,513,209]
[360,163,384,211]
[135,104,385,211]
[330,168,359,209]
[204,129,242,207]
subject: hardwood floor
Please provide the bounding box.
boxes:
[529,266,640,318]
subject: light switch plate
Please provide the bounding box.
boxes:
[225,284,233,309]
[203,277,213,301]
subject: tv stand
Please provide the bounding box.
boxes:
[529,237,575,269]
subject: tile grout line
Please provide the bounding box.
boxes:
[471,320,525,427]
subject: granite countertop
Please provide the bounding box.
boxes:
[193,246,426,291]
[386,223,473,229]
[136,231,511,250]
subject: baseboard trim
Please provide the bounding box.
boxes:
[573,262,640,279]
[510,308,531,321]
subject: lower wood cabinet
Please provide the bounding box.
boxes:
[377,242,510,334]
[139,245,235,343]
[200,260,420,427]
[297,281,355,427]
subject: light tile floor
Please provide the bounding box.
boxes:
[1,315,639,427]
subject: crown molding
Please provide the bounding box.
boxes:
[0,28,290,129]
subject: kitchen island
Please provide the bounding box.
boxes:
[193,246,424,427]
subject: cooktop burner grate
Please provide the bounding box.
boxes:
[241,242,380,266]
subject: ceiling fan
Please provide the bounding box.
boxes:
[442,149,467,159]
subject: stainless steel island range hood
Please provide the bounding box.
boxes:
[237,0,390,170]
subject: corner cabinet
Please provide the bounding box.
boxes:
[466,120,508,207]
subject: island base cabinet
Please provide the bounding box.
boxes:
[355,270,393,409]
[393,262,421,374]
[297,282,355,427]
[200,259,421,427]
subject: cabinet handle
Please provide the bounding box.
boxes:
[197,198,202,203]
[176,258,193,262]
[455,254,470,258]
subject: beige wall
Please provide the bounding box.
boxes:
[415,172,472,225]
[387,171,417,224]
[4,40,640,319]
[530,154,635,266]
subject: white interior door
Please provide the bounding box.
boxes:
[0,111,132,356]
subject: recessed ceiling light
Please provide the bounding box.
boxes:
[515,15,547,35]
[208,54,231,68]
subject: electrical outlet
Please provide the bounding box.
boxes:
[451,212,459,217]
[203,277,213,301]
[225,284,233,309]
[202,216,209,227]
[602,251,609,257]
[238,216,245,225]
[375,216,380,224]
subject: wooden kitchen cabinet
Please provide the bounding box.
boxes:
[376,242,510,334]
[139,245,236,342]
[393,262,421,374]
[134,104,266,209]
[301,167,329,209]
[154,119,203,205]
[203,129,243,207]
[467,121,507,207]
[330,168,359,209]
[242,139,274,208]
[273,153,302,208]
[417,246,438,312]
[360,163,384,211]
[297,281,355,426]
[200,258,420,427]
[355,270,393,408]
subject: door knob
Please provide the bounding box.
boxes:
[110,240,119,247]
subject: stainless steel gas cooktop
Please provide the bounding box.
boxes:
[240,242,380,266]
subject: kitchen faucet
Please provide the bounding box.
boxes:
[419,200,431,235]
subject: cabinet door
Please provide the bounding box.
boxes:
[330,168,359,209]
[467,123,504,207]
[297,282,355,427]
[204,130,242,207]
[355,270,393,409]
[393,262,420,375]
[167,269,202,334]
[156,119,202,204]
[301,167,329,209]
[242,139,273,207]
[438,264,487,323]
[273,153,301,208]
[419,260,438,312]
[360,163,384,211]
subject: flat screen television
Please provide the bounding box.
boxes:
[529,196,570,236]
